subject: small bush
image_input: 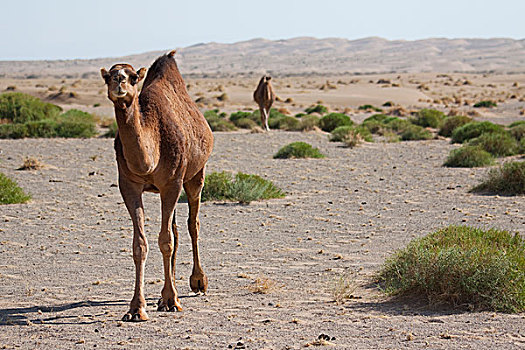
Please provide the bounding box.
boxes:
[274,142,325,159]
[358,104,382,112]
[0,173,31,204]
[412,109,445,128]
[468,132,518,157]
[378,225,525,312]
[384,118,412,133]
[269,116,301,131]
[330,125,372,143]
[473,100,497,108]
[204,110,237,131]
[230,111,258,125]
[298,115,320,131]
[451,121,505,144]
[0,92,61,123]
[444,145,494,168]
[363,114,389,123]
[508,121,525,128]
[235,118,258,129]
[197,171,285,204]
[509,124,525,142]
[305,104,328,115]
[401,125,433,141]
[0,123,29,139]
[438,115,473,137]
[318,113,353,132]
[54,109,97,138]
[227,173,285,204]
[471,161,525,195]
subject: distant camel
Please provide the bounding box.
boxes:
[253,75,276,131]
[101,51,213,322]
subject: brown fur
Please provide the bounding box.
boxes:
[101,51,213,322]
[253,75,276,131]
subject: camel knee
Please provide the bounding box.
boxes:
[158,235,174,257]
[132,243,148,264]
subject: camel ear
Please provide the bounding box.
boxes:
[137,68,147,81]
[266,76,272,81]
[168,50,177,57]
[100,68,109,83]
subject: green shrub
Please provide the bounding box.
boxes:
[358,104,382,112]
[382,101,393,107]
[273,142,325,159]
[197,171,284,204]
[0,173,31,204]
[361,120,384,134]
[401,125,433,141]
[468,132,518,157]
[508,121,525,128]
[269,116,301,131]
[204,110,237,131]
[473,100,497,108]
[318,113,353,132]
[54,109,97,138]
[305,104,328,115]
[378,225,525,312]
[235,118,258,129]
[298,115,320,131]
[330,125,372,143]
[471,161,525,195]
[412,109,445,128]
[226,173,285,204]
[0,123,29,139]
[520,138,525,154]
[230,111,258,125]
[444,145,494,167]
[438,115,473,137]
[363,114,389,123]
[0,92,61,123]
[384,118,411,133]
[451,121,505,144]
[509,124,525,142]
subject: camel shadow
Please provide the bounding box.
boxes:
[0,299,127,326]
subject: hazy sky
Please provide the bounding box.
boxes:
[1,0,523,60]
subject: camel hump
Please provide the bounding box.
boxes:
[168,50,177,57]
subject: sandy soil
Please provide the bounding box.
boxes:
[1,129,524,349]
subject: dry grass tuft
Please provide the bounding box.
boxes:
[247,277,277,294]
[18,157,44,170]
[331,270,358,304]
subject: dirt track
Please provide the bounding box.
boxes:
[1,131,524,349]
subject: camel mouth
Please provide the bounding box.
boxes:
[112,90,127,98]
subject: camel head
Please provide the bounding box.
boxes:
[100,64,147,105]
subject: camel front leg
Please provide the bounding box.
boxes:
[157,182,183,312]
[260,107,270,131]
[119,179,149,322]
[184,169,208,293]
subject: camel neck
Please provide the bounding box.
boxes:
[114,98,159,175]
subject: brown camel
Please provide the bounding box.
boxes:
[253,75,275,131]
[100,50,213,322]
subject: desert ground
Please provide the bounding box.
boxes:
[0,71,524,349]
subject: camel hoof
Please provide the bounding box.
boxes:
[157,297,183,312]
[122,308,148,322]
[190,273,208,293]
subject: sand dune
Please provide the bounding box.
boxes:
[1,37,524,79]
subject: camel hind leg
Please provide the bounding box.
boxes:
[183,168,208,293]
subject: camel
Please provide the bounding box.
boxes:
[253,75,276,131]
[100,50,213,322]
